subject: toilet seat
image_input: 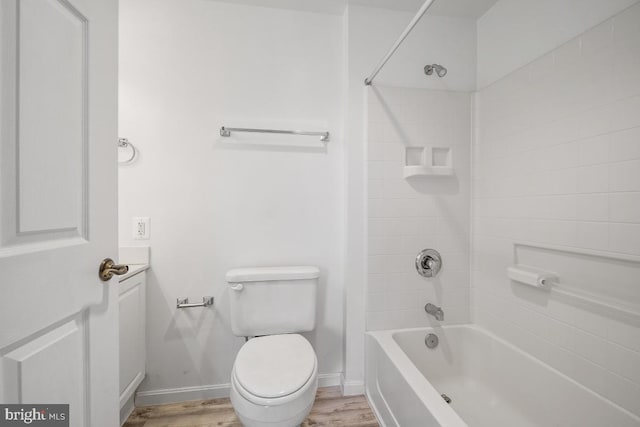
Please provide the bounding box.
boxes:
[230,366,318,427]
[233,334,317,405]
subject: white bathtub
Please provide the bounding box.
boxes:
[366,325,640,427]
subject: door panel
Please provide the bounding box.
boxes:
[0,0,119,425]
[2,315,87,427]
[18,0,87,236]
[1,0,88,246]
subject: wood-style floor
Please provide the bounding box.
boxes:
[124,387,380,427]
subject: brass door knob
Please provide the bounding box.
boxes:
[99,258,129,281]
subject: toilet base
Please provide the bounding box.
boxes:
[230,374,318,427]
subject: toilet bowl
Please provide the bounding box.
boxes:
[226,266,321,426]
[230,334,318,427]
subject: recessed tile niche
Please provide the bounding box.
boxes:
[403,146,453,178]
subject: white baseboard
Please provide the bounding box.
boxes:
[340,373,365,396]
[317,373,342,388]
[120,394,135,426]
[120,372,144,408]
[135,383,231,407]
[135,373,343,407]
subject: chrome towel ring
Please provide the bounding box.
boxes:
[118,137,137,164]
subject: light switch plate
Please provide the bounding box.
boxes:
[132,217,150,240]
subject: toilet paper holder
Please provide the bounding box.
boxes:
[176,296,214,309]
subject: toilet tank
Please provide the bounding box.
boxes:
[227,266,319,337]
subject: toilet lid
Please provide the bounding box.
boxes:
[234,334,316,399]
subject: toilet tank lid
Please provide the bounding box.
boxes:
[226,266,320,283]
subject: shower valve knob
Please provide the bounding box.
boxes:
[416,249,442,278]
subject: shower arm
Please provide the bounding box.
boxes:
[364,0,438,86]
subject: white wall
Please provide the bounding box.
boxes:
[477,0,639,88]
[119,0,345,398]
[366,86,471,330]
[473,3,640,417]
[342,4,476,391]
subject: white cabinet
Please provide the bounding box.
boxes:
[119,270,146,423]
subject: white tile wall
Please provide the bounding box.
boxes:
[366,86,471,331]
[473,3,640,417]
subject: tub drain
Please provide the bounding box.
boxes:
[425,333,439,349]
[441,394,451,404]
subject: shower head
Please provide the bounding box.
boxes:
[424,64,447,78]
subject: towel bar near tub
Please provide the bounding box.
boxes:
[176,296,214,308]
[507,265,640,321]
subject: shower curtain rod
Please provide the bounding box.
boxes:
[364,0,438,86]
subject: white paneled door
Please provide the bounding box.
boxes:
[0,0,119,426]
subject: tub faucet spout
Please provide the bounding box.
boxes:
[425,303,444,321]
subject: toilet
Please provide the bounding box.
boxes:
[227,266,320,427]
